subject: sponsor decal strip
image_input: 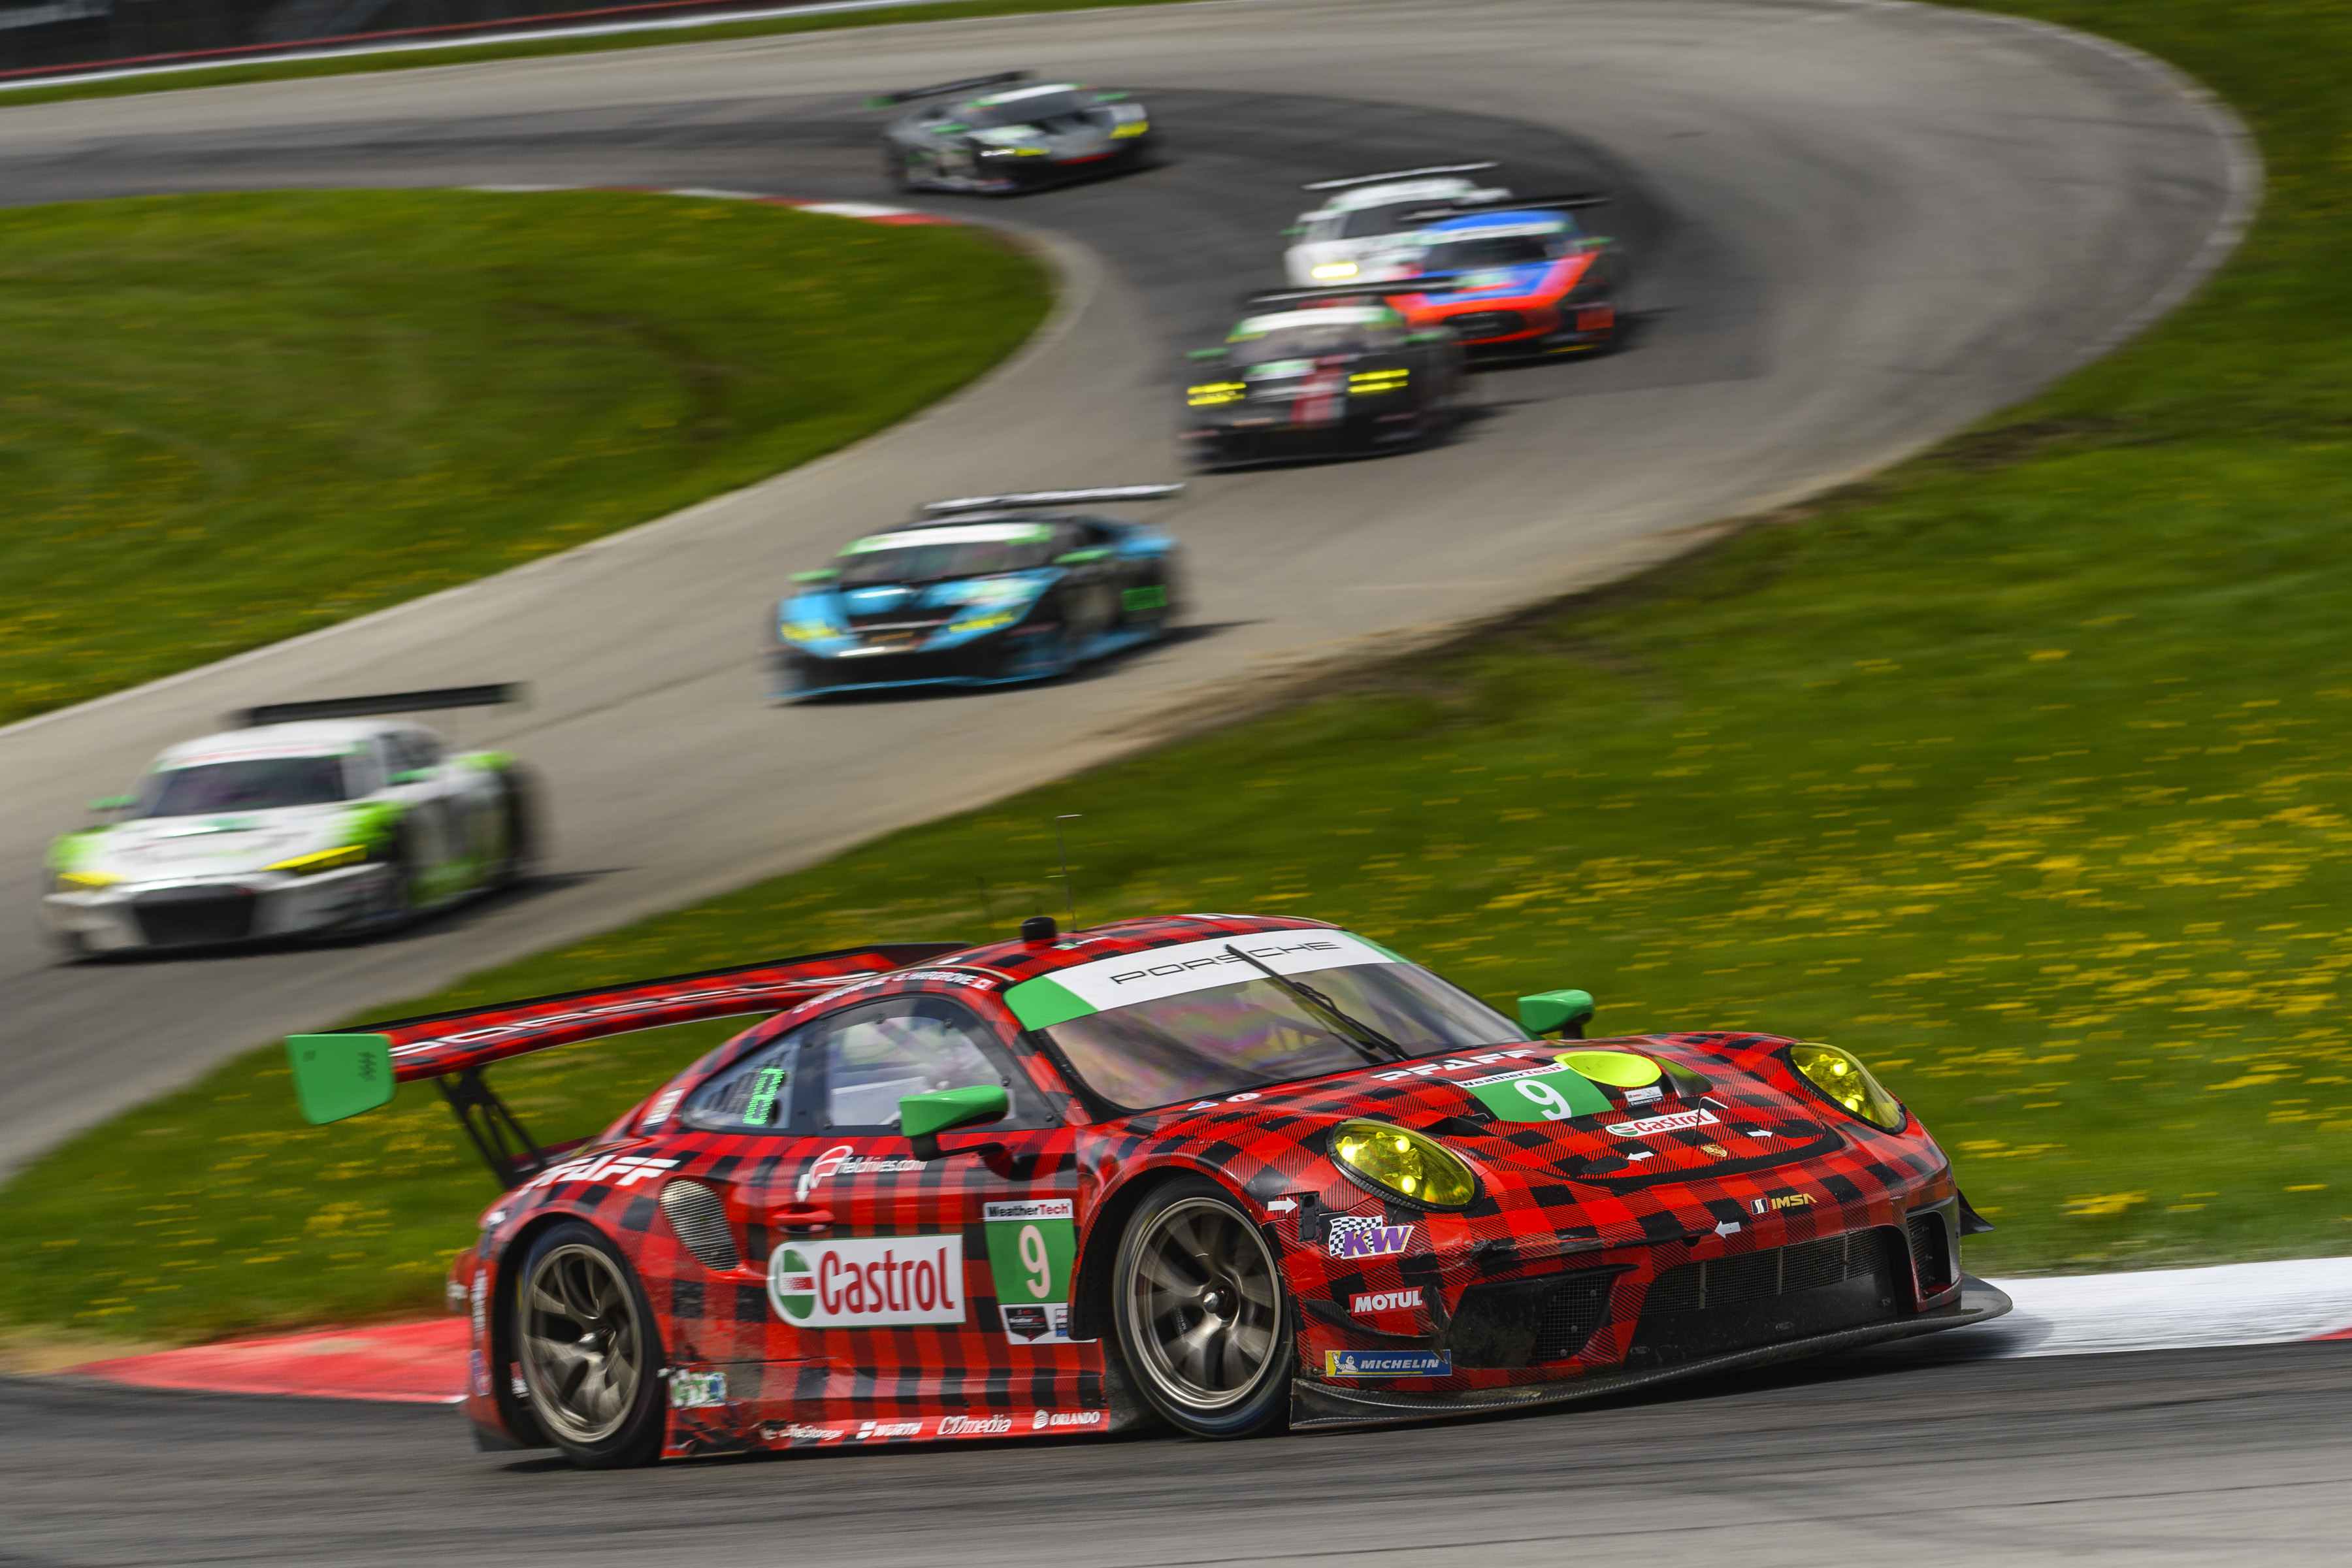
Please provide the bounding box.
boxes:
[1005,931,1398,1028]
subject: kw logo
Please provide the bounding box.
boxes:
[1327,1216,1414,1260]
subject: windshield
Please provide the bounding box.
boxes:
[1042,960,1520,1111]
[836,522,1059,587]
[1424,232,1566,270]
[963,90,1092,128]
[139,755,350,817]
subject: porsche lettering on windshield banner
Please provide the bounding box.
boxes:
[1004,930,1399,1028]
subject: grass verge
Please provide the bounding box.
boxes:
[0,0,1206,110]
[0,189,1047,727]
[7,0,2351,1347]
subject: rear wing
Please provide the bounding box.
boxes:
[866,69,1030,107]
[1301,161,1497,191]
[236,683,524,728]
[1242,276,1477,310]
[287,942,964,1184]
[1395,193,1609,223]
[919,485,1184,515]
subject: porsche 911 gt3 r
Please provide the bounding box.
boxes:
[764,487,1183,698]
[1180,297,1468,466]
[1281,163,1510,286]
[876,70,1156,195]
[289,913,2008,1467]
[42,686,534,957]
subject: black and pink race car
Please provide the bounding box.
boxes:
[289,913,2007,1467]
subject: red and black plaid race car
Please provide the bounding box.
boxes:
[288,913,2008,1467]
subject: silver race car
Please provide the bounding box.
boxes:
[875,70,1156,195]
[41,686,534,958]
[1281,163,1514,287]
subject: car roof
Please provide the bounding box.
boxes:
[967,80,1085,106]
[946,913,1344,981]
[152,718,419,767]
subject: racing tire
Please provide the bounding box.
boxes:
[511,1220,667,1469]
[888,146,920,192]
[1111,1177,1293,1439]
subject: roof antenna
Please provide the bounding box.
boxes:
[1054,813,1081,931]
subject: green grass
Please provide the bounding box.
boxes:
[0,0,1204,110]
[0,189,1047,727]
[9,0,2352,1347]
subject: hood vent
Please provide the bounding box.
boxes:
[659,1179,741,1273]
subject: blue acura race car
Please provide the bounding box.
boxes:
[764,487,1184,699]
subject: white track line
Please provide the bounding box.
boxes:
[1967,1258,2352,1358]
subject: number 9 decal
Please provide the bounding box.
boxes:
[1019,1223,1051,1299]
[1515,1077,1576,1121]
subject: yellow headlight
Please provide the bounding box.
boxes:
[54,870,120,890]
[1330,1119,1478,1209]
[265,845,367,875]
[1789,1043,1906,1132]
[1311,262,1359,280]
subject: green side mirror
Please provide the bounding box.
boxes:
[1184,348,1226,361]
[287,1033,395,1124]
[1054,547,1112,566]
[87,794,134,813]
[1518,989,1596,1040]
[791,568,840,584]
[900,1084,1008,1141]
[389,768,433,785]
[1281,226,1305,237]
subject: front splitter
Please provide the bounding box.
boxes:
[1290,1276,2013,1429]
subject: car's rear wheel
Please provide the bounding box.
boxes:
[1112,1177,1292,1438]
[512,1220,665,1468]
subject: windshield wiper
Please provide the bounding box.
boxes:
[1221,944,1409,1064]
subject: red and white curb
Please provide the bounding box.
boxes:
[1946,1256,2352,1360]
[64,1257,2352,1406]
[465,183,956,223]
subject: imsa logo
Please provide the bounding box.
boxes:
[1750,1192,1817,1215]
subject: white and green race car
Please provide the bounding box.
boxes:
[41,686,534,958]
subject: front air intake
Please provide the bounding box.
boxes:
[659,1179,741,1272]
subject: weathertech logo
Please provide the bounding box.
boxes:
[1603,1107,1721,1139]
[1350,1287,1424,1315]
[1327,1216,1414,1260]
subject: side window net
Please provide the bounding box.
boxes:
[680,1034,797,1132]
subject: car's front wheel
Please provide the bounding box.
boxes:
[512,1220,666,1468]
[1111,1177,1293,1438]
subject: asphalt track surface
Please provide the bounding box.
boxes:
[7,1335,2347,1565]
[0,4,2316,1561]
[0,0,2251,1176]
